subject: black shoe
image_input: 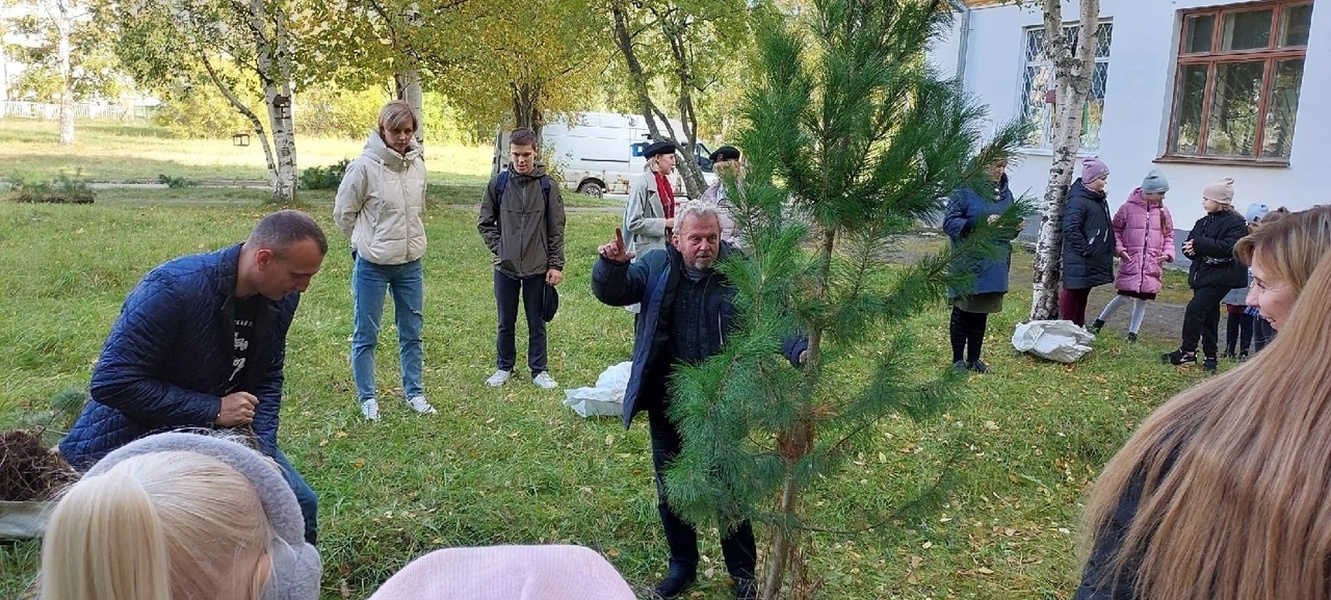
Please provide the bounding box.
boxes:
[734,577,759,600]
[1126,332,1138,344]
[1203,357,1218,372]
[968,359,990,374]
[1221,349,1235,359]
[1088,319,1105,334]
[652,568,696,599]
[1238,351,1249,362]
[1162,350,1196,366]
[952,360,969,372]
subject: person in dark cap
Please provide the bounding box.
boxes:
[622,139,679,313]
[701,145,743,246]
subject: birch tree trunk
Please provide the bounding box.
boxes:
[54,0,74,145]
[245,0,297,204]
[1029,0,1100,320]
[396,70,424,146]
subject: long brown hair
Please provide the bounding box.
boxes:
[1079,249,1331,599]
[1234,206,1329,294]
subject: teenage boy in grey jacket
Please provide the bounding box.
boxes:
[478,127,567,389]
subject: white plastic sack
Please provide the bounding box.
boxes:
[1011,320,1095,364]
[563,361,632,418]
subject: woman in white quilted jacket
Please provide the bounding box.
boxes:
[333,100,437,421]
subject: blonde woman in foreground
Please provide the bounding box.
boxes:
[1075,206,1331,600]
[40,431,633,600]
[40,432,322,600]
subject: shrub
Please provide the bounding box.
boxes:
[299,159,351,190]
[11,172,96,204]
[158,174,200,188]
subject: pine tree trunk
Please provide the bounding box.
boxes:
[56,3,74,146]
[1030,0,1100,320]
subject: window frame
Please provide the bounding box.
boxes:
[1017,20,1113,152]
[1162,0,1311,165]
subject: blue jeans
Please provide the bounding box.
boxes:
[351,257,424,401]
[273,446,319,545]
[493,269,548,374]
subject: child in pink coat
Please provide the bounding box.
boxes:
[1089,169,1175,343]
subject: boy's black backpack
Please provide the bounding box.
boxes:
[495,169,552,211]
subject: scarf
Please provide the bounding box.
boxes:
[654,171,676,223]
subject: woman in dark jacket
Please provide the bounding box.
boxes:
[942,159,1020,374]
[1162,178,1248,372]
[1061,158,1115,326]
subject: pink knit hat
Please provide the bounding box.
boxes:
[1081,158,1109,183]
[367,545,636,600]
[1202,178,1236,204]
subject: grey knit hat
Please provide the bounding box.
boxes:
[1141,169,1169,194]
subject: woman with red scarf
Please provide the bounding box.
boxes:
[624,140,679,260]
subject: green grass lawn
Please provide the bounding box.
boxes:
[0,196,1219,599]
[0,119,495,185]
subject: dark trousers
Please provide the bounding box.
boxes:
[1059,287,1093,326]
[646,406,757,580]
[1180,285,1230,358]
[1253,317,1276,352]
[949,307,989,364]
[273,447,318,545]
[1224,309,1253,355]
[493,270,548,374]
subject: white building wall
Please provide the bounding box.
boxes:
[933,0,1330,228]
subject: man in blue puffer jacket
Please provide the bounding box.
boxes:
[592,203,806,600]
[59,209,327,544]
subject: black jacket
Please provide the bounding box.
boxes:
[590,244,806,428]
[1062,179,1116,289]
[1184,209,1248,289]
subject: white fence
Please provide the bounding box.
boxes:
[2,101,155,120]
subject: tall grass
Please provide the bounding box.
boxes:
[0,199,1213,599]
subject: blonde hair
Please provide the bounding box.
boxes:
[1234,206,1331,295]
[377,100,417,133]
[40,451,274,600]
[1078,251,1331,600]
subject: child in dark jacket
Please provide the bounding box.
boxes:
[1060,158,1116,326]
[1163,178,1248,372]
[1221,203,1269,360]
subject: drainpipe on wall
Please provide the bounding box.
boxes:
[950,0,972,86]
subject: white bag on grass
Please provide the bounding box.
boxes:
[1012,320,1095,364]
[563,361,632,418]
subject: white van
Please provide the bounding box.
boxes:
[492,111,717,198]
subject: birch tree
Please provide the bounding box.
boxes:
[1029,0,1100,319]
[3,0,120,145]
[102,0,300,203]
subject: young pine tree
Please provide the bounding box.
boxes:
[663,1,1030,597]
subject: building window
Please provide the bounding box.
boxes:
[1167,1,1311,162]
[1019,22,1113,151]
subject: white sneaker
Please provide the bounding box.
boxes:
[406,395,437,415]
[485,369,514,387]
[532,372,559,390]
[360,398,380,421]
